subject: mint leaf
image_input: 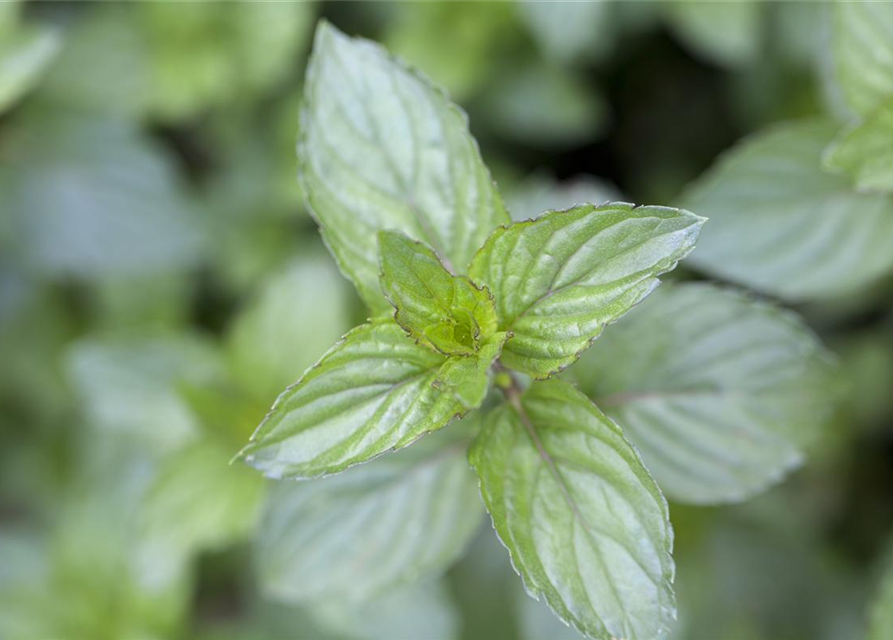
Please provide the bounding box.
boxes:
[685,119,893,300]
[140,441,266,558]
[299,22,510,314]
[0,4,59,115]
[824,96,893,193]
[226,255,353,405]
[832,1,893,118]
[255,428,483,603]
[379,230,498,356]
[0,111,206,279]
[469,202,704,379]
[518,0,613,64]
[309,580,459,640]
[470,379,675,640]
[663,1,761,68]
[239,318,499,479]
[570,282,838,505]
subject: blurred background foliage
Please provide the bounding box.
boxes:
[0,2,891,639]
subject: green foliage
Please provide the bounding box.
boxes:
[0,1,59,115]
[868,545,893,640]
[298,22,509,314]
[3,4,891,640]
[570,283,837,504]
[684,119,893,300]
[255,427,482,603]
[470,379,674,640]
[469,203,703,378]
[379,231,499,356]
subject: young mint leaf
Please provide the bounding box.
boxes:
[832,1,893,118]
[684,119,893,300]
[824,96,893,193]
[569,282,838,505]
[239,318,499,479]
[299,22,510,315]
[379,230,499,356]
[468,203,704,379]
[470,379,675,640]
[255,428,483,603]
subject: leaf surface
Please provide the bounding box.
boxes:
[255,428,483,602]
[832,1,893,117]
[299,22,509,314]
[570,283,837,504]
[824,96,893,193]
[239,318,500,479]
[684,119,893,300]
[470,379,675,640]
[469,203,704,378]
[379,230,498,356]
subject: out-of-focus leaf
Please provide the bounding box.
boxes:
[140,2,314,120]
[379,231,499,356]
[507,173,622,222]
[570,283,838,504]
[834,328,893,431]
[37,6,152,117]
[0,111,206,279]
[140,440,266,559]
[477,63,606,148]
[299,22,509,314]
[831,1,893,118]
[470,379,675,640]
[516,1,613,64]
[227,254,354,405]
[663,1,762,68]
[824,96,893,193]
[868,544,893,640]
[239,318,497,479]
[684,119,893,300]
[385,2,514,100]
[310,579,460,640]
[66,334,221,452]
[255,427,483,603]
[469,203,704,378]
[0,447,192,640]
[0,5,60,115]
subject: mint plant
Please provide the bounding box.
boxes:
[235,22,703,639]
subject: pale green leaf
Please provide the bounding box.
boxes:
[869,546,893,640]
[227,254,354,404]
[255,428,483,602]
[832,1,893,118]
[0,111,206,279]
[239,318,499,479]
[517,0,614,63]
[469,202,704,378]
[508,173,621,223]
[570,282,837,504]
[684,119,893,300]
[663,1,762,68]
[824,96,893,193]
[299,22,510,314]
[379,230,498,356]
[309,579,460,640]
[470,379,675,640]
[139,441,266,558]
[66,334,222,453]
[0,21,60,114]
